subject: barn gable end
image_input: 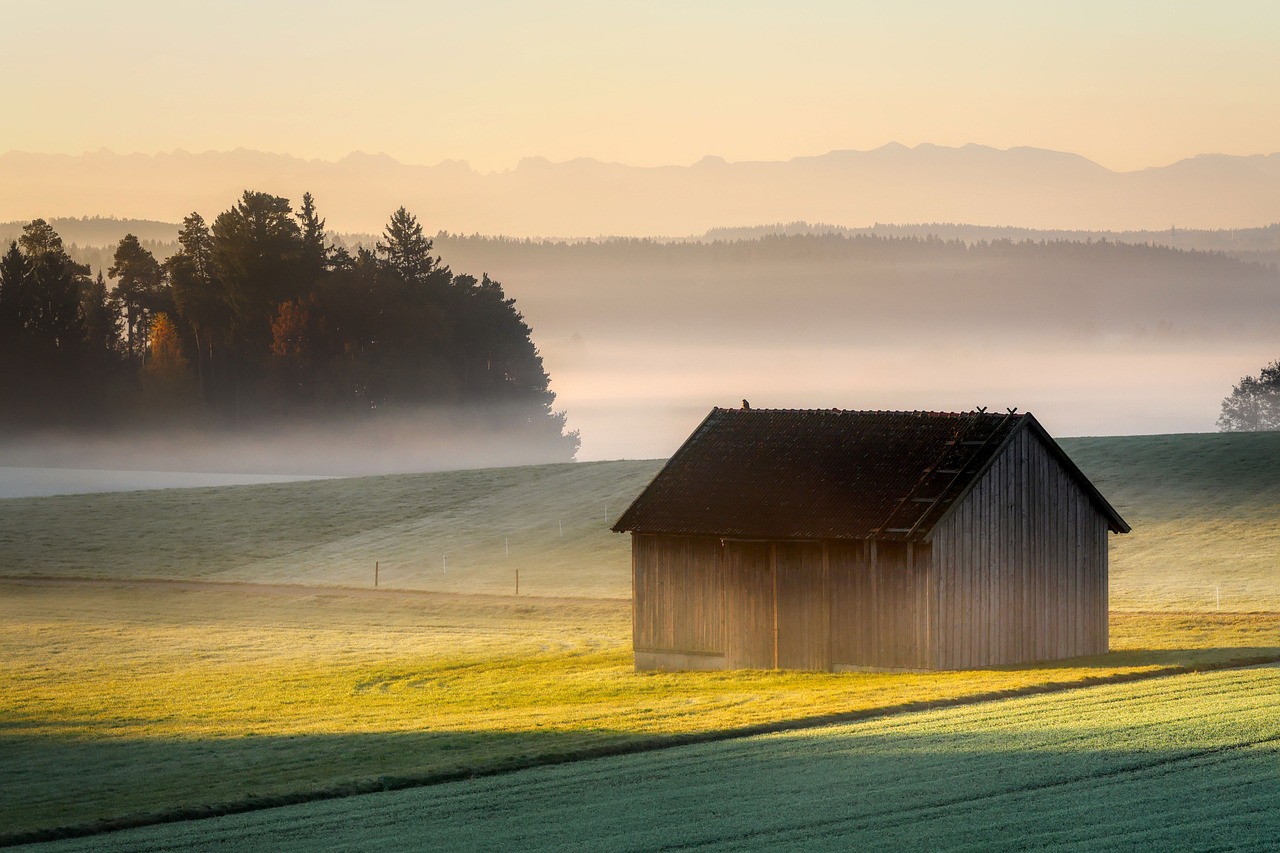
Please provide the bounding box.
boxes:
[617,408,1128,672]
[927,423,1113,668]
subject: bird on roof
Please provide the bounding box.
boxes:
[742,399,751,410]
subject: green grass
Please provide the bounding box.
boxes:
[1062,431,1280,611]
[3,431,1280,608]
[0,459,660,599]
[28,663,1280,852]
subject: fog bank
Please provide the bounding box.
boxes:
[0,406,582,479]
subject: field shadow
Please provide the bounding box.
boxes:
[0,726,667,845]
[6,689,1280,852]
[1005,645,1280,672]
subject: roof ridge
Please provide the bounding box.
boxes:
[714,407,1020,417]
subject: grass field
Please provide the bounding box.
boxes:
[2,431,1280,608]
[2,430,1280,845]
[1061,431,1280,612]
[2,578,1277,843]
[0,459,658,599]
[29,663,1280,852]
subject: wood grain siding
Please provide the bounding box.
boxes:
[928,428,1109,668]
[632,534,724,656]
[723,541,774,668]
[775,542,828,670]
[828,540,930,669]
[828,540,870,667]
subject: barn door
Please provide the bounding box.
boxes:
[723,541,773,668]
[775,542,828,670]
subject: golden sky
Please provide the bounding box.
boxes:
[8,0,1279,172]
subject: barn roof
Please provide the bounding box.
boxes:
[612,408,1129,541]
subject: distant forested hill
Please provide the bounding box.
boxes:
[426,231,1280,347]
[6,216,1279,270]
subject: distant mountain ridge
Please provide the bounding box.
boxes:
[3,144,1280,235]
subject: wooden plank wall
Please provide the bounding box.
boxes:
[828,541,931,669]
[723,541,774,668]
[928,428,1110,669]
[632,534,724,655]
[828,540,871,667]
[775,542,828,670]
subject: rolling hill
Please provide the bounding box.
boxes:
[2,430,1279,609]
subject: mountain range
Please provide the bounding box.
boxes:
[3,143,1280,236]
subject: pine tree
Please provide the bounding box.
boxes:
[296,192,328,283]
[377,207,441,283]
[0,240,32,334]
[109,234,165,359]
[169,211,229,404]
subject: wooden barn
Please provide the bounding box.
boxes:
[612,407,1130,671]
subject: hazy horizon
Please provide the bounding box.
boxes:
[7,144,1280,235]
[8,141,1277,176]
[7,2,1279,173]
[5,1,1279,469]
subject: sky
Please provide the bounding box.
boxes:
[7,0,1280,172]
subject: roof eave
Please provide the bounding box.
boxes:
[1024,415,1131,534]
[611,407,723,534]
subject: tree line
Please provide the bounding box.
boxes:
[0,192,578,460]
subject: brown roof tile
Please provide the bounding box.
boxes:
[613,407,1126,540]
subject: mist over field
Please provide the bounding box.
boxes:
[430,234,1280,458]
[0,404,582,479]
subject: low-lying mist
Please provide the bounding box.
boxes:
[0,404,581,479]
[5,232,1274,471]
[494,237,1279,459]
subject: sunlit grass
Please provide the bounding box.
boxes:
[2,580,1277,839]
[38,665,1280,852]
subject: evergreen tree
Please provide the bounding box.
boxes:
[21,220,88,351]
[296,192,328,283]
[211,191,305,353]
[109,234,165,358]
[377,207,442,283]
[80,271,123,363]
[168,212,230,405]
[0,240,32,334]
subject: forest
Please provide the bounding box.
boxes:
[0,193,579,461]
